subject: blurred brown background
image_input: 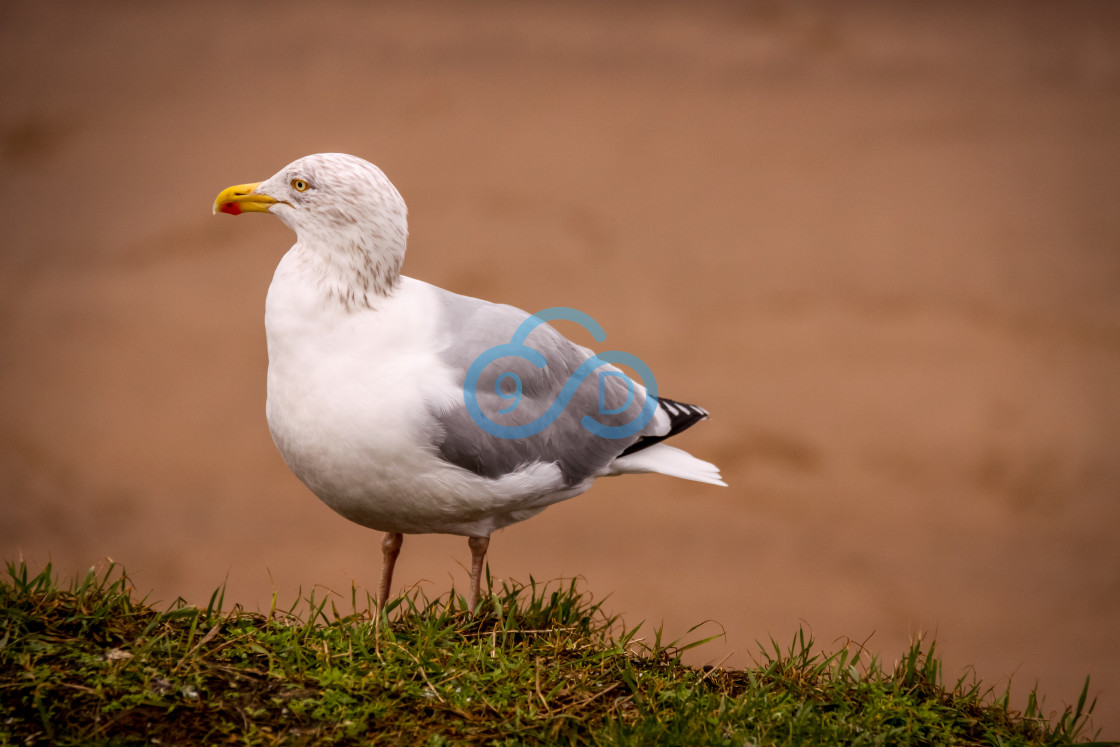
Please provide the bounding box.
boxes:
[2,1,1119,736]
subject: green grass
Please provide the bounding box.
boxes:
[0,561,1107,746]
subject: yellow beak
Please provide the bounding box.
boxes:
[212,182,278,216]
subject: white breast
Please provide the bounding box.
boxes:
[265,251,448,519]
[262,250,569,536]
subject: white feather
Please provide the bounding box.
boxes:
[607,443,727,487]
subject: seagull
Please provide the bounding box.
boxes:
[213,153,725,610]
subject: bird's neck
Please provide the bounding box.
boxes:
[294,229,404,310]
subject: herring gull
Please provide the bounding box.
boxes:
[213,153,725,609]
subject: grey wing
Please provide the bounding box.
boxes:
[427,288,659,486]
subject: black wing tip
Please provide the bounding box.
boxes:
[618,397,711,457]
[657,397,710,433]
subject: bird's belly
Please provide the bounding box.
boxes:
[265,350,574,536]
[265,349,454,530]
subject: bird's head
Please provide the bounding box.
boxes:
[214,153,409,303]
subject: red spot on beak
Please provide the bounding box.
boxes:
[219,202,242,216]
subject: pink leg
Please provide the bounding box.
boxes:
[467,536,490,610]
[378,532,403,609]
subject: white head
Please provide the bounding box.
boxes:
[214,153,408,307]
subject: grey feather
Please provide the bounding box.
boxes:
[427,288,654,485]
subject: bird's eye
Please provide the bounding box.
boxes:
[291,178,310,192]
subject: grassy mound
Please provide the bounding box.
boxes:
[0,561,1103,746]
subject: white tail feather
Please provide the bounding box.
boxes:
[607,443,727,487]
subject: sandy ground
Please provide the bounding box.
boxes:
[2,1,1119,736]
